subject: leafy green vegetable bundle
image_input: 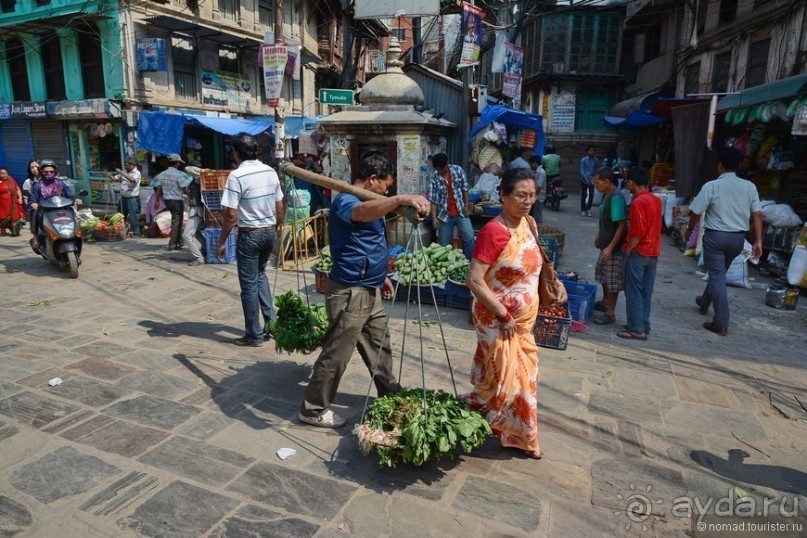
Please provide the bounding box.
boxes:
[355,388,491,468]
[268,291,329,354]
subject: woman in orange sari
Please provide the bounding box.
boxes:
[0,167,25,236]
[466,168,544,459]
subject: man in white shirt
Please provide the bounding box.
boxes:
[109,158,142,237]
[150,154,191,250]
[217,133,285,347]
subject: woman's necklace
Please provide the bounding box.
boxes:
[500,213,520,230]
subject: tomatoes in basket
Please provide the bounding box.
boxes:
[539,305,568,319]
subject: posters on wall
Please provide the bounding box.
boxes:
[460,2,483,66]
[200,69,252,108]
[550,89,576,133]
[136,38,167,71]
[262,44,288,107]
[502,43,523,99]
[792,99,807,136]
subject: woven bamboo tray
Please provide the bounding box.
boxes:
[537,224,565,253]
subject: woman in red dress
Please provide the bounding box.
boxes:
[0,167,25,236]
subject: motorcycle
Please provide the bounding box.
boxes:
[32,190,88,278]
[544,176,568,211]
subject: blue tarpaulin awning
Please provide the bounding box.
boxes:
[602,110,667,131]
[468,104,545,155]
[716,73,807,111]
[136,111,319,155]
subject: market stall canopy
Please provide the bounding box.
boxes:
[602,110,667,131]
[609,90,673,117]
[468,105,545,154]
[650,97,710,117]
[136,111,318,155]
[716,73,807,112]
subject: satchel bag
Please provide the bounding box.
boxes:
[528,217,568,306]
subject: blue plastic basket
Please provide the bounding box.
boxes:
[563,281,598,322]
[540,237,560,265]
[202,191,223,210]
[204,227,236,264]
[483,205,503,216]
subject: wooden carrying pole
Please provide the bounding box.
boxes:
[278,161,422,223]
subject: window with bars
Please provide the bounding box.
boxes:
[643,24,663,61]
[696,0,708,33]
[172,35,197,99]
[219,45,238,73]
[540,13,621,75]
[41,33,66,100]
[684,62,701,95]
[258,0,273,26]
[218,0,237,21]
[393,28,407,42]
[712,51,731,92]
[6,39,30,101]
[745,39,769,88]
[575,86,618,132]
[79,30,105,98]
[35,0,50,5]
[1,0,15,13]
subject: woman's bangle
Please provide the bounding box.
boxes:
[496,311,513,323]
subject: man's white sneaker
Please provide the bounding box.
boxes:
[581,211,587,217]
[298,409,346,428]
[586,211,592,217]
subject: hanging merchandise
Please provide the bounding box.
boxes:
[519,129,536,149]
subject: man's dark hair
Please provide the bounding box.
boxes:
[358,151,394,182]
[595,167,617,185]
[528,155,542,165]
[627,166,649,186]
[499,168,534,195]
[587,145,595,152]
[432,153,449,168]
[232,133,258,161]
[719,147,742,171]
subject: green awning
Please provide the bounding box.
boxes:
[717,73,807,112]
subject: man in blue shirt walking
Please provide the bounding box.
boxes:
[579,145,598,217]
[299,151,429,428]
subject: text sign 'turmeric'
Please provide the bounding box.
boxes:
[318,89,354,106]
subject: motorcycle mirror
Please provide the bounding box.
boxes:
[78,189,89,196]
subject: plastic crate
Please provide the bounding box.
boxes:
[539,237,560,264]
[311,266,328,293]
[200,170,229,191]
[202,191,224,210]
[204,227,236,264]
[534,312,572,350]
[483,205,503,216]
[563,281,598,322]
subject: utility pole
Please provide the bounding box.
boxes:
[273,0,285,161]
[340,0,354,90]
[412,17,422,63]
[460,1,475,174]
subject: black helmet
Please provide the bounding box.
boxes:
[39,159,58,171]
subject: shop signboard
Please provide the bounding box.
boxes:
[262,44,288,107]
[200,69,252,108]
[550,90,576,133]
[136,38,167,71]
[0,104,11,120]
[9,101,47,118]
[47,99,120,119]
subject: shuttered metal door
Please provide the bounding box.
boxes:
[31,121,70,176]
[0,120,34,184]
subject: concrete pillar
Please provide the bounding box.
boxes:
[21,33,46,101]
[57,27,84,100]
[95,18,125,99]
[0,40,13,102]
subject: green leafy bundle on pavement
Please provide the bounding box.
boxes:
[269,291,328,354]
[356,388,491,468]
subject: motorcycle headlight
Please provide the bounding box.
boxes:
[55,221,75,237]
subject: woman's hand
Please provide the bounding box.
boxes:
[499,317,516,338]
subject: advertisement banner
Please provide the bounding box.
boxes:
[502,43,523,98]
[550,90,576,133]
[460,2,483,66]
[262,44,288,107]
[136,38,167,71]
[200,69,252,108]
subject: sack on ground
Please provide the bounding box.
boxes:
[787,245,807,286]
[761,204,802,227]
[701,241,753,289]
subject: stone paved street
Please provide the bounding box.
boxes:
[0,207,805,537]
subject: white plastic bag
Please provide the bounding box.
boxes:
[761,204,802,227]
[701,240,753,288]
[787,245,807,286]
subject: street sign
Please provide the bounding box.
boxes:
[319,89,354,105]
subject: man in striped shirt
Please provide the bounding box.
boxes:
[218,133,285,347]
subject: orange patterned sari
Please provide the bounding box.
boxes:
[466,217,543,452]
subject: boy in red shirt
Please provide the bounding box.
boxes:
[617,167,662,340]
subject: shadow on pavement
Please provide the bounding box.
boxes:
[691,449,807,496]
[139,319,239,342]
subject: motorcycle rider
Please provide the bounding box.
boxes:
[542,145,561,184]
[29,160,80,251]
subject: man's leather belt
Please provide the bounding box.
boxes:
[705,228,745,234]
[238,225,275,232]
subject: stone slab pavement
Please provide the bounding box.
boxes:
[0,205,805,537]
